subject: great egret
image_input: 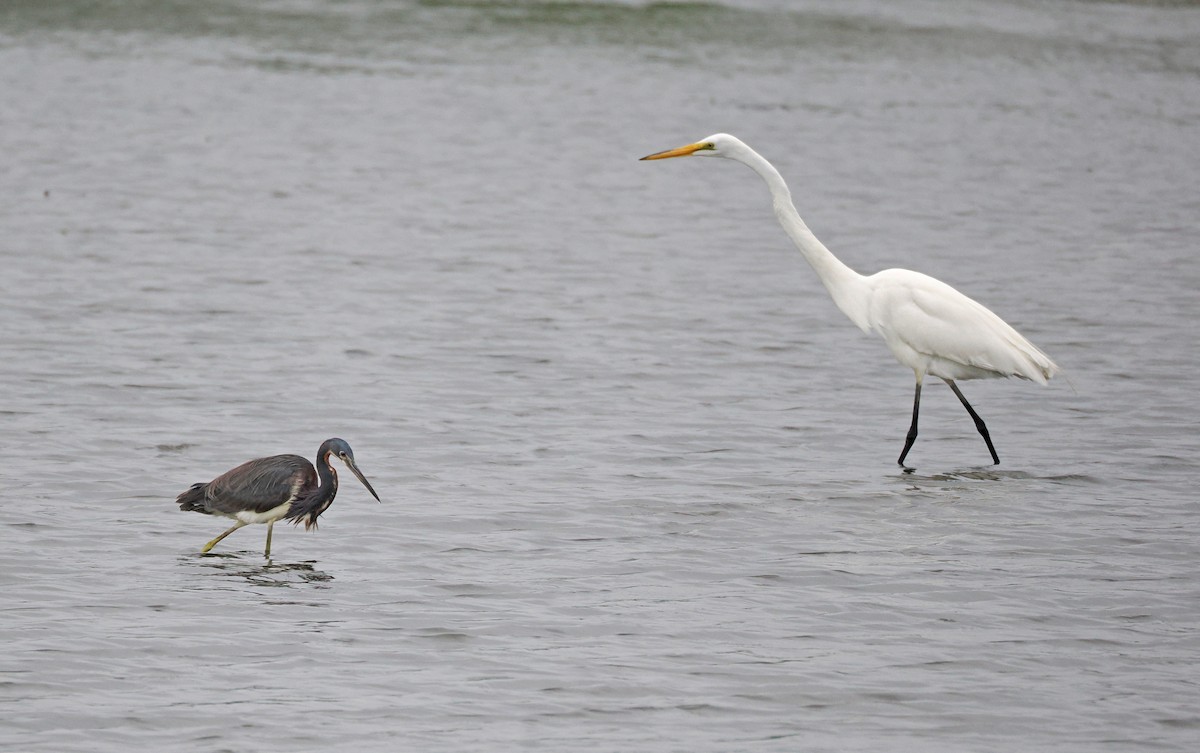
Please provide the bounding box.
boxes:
[641,133,1057,467]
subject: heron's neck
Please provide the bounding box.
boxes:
[306,453,339,513]
[735,149,871,331]
[287,454,339,529]
[316,453,339,495]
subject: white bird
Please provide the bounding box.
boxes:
[641,133,1057,467]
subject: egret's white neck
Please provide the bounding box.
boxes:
[731,146,871,332]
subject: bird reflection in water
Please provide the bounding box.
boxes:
[187,554,334,588]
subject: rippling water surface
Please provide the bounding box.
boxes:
[2,1,1199,751]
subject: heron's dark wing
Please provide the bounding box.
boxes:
[203,454,317,515]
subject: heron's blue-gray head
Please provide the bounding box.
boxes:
[320,438,381,502]
[640,133,747,162]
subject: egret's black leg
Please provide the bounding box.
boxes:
[945,379,1000,465]
[202,521,247,553]
[897,380,922,468]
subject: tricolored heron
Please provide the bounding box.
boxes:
[177,438,380,557]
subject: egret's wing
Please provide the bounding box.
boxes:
[204,454,317,515]
[871,270,1057,383]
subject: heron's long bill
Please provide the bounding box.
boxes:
[344,458,381,502]
[640,141,710,161]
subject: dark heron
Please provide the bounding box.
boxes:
[176,437,380,557]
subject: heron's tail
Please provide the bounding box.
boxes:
[176,482,210,513]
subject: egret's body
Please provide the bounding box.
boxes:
[642,134,1057,466]
[177,437,380,556]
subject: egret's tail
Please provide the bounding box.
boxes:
[1015,341,1059,385]
[176,482,210,513]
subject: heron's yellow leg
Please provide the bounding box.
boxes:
[202,521,247,553]
[264,521,274,558]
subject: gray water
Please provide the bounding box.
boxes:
[2,1,1199,751]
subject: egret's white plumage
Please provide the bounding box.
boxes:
[642,133,1058,466]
